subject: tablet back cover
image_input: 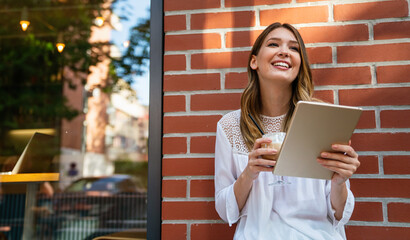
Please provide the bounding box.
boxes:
[274,101,362,180]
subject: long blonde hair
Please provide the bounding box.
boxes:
[240,22,315,151]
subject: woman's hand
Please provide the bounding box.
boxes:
[243,137,278,181]
[317,141,360,185]
[234,137,278,211]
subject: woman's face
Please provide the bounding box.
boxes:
[250,27,301,86]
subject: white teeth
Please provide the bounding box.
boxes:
[273,62,289,68]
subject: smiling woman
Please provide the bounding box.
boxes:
[214,22,360,240]
[240,23,314,151]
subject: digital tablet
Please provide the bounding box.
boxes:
[273,101,363,180]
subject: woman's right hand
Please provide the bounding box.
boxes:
[234,137,278,211]
[243,137,278,181]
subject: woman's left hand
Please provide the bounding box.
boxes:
[317,141,360,185]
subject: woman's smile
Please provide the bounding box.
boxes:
[271,60,291,69]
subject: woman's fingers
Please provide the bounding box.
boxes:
[246,137,280,178]
[252,137,272,150]
[252,165,275,172]
[249,140,278,160]
[320,152,353,165]
[331,144,358,159]
[252,157,276,166]
[317,143,360,182]
[317,157,358,173]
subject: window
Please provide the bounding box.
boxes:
[0,0,152,239]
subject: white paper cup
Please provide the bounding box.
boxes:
[262,132,286,160]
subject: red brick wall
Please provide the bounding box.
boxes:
[162,0,410,239]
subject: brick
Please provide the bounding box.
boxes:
[312,67,371,86]
[191,136,216,154]
[191,11,255,30]
[260,6,328,25]
[350,202,383,221]
[164,74,220,92]
[338,43,410,63]
[299,24,369,44]
[162,201,220,220]
[306,47,332,64]
[384,155,410,175]
[356,155,379,174]
[190,179,214,198]
[162,224,187,240]
[350,179,410,198]
[225,30,263,48]
[191,93,242,111]
[164,15,186,32]
[164,115,221,134]
[163,137,187,154]
[297,0,327,2]
[339,87,410,106]
[313,90,334,103]
[374,21,410,40]
[164,55,186,72]
[165,33,221,51]
[225,72,248,89]
[351,132,410,151]
[164,0,220,11]
[191,51,249,69]
[164,95,185,113]
[191,223,236,240]
[381,110,410,128]
[227,26,366,48]
[388,202,410,223]
[162,180,187,198]
[355,110,376,129]
[163,158,214,176]
[346,226,410,240]
[334,0,408,21]
[377,65,410,84]
[225,0,290,7]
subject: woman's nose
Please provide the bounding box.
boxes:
[278,46,290,57]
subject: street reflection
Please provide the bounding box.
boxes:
[0,0,150,239]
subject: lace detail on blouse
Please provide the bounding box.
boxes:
[260,114,285,133]
[218,110,285,154]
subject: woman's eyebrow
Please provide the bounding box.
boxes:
[267,37,299,45]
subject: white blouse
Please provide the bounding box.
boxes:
[214,110,354,240]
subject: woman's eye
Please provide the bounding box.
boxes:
[290,46,299,51]
[268,43,279,47]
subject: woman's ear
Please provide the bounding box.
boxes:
[250,55,258,70]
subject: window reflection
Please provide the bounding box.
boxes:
[0,0,149,239]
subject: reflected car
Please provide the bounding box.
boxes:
[50,174,147,237]
[64,174,146,196]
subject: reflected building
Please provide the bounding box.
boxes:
[58,6,148,190]
[106,81,149,164]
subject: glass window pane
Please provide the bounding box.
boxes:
[0,0,150,239]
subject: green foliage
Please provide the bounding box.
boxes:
[0,34,79,129]
[111,16,150,84]
[0,0,113,154]
[0,0,150,156]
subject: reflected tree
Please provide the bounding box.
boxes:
[111,16,150,85]
[0,0,150,155]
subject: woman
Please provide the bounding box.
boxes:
[214,22,360,239]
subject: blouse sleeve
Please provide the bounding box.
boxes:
[326,180,355,234]
[214,122,241,226]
